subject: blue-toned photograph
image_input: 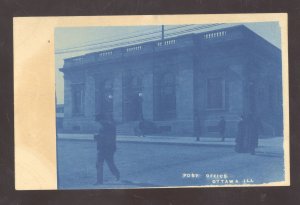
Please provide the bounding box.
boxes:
[55,22,285,189]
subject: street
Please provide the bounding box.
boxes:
[57,139,284,189]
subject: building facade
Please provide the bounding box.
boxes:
[59,25,283,137]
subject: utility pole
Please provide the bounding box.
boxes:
[162,25,164,42]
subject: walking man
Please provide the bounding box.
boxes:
[94,114,120,185]
[218,116,226,142]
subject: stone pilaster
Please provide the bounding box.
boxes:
[113,73,123,122]
[63,75,72,118]
[227,64,245,115]
[84,74,95,117]
[142,73,154,120]
[176,69,194,120]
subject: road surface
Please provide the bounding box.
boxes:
[57,139,284,189]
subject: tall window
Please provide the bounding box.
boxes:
[158,72,176,120]
[72,84,85,115]
[207,78,225,109]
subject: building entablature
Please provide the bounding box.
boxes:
[60,25,253,71]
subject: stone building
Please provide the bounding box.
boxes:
[59,25,283,137]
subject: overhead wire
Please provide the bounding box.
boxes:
[56,24,194,53]
[55,24,224,55]
[69,25,160,45]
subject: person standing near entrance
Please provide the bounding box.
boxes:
[94,114,120,185]
[235,114,261,155]
[218,116,226,142]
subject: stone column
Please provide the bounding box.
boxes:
[226,64,245,138]
[228,65,244,114]
[63,75,72,118]
[62,74,72,131]
[175,68,194,134]
[113,73,123,122]
[176,69,194,120]
[142,73,154,120]
[84,74,95,118]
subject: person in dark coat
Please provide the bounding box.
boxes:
[236,114,261,155]
[218,116,226,142]
[94,114,120,185]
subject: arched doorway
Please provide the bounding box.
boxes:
[123,76,143,121]
[95,79,113,119]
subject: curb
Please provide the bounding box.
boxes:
[117,139,235,148]
[58,137,235,148]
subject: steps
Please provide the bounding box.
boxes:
[116,121,139,136]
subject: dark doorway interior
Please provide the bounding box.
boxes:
[123,76,143,121]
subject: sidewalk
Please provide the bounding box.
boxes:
[58,133,284,155]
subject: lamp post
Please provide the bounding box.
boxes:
[162,25,165,42]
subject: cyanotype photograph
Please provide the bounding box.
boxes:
[55,22,287,189]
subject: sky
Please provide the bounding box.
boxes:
[55,22,281,104]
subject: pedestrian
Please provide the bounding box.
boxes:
[94,114,120,185]
[218,116,226,142]
[235,115,246,153]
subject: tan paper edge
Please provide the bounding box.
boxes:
[14,13,289,190]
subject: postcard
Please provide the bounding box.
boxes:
[14,14,289,190]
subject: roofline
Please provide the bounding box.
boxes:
[62,24,281,63]
[64,32,195,61]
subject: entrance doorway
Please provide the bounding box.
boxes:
[123,76,143,121]
[95,79,113,118]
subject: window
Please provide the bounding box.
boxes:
[72,84,85,115]
[207,78,225,109]
[157,72,176,120]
